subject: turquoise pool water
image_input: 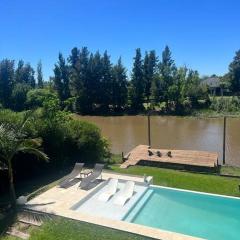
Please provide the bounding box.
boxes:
[124,187,240,240]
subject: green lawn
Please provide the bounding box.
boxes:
[110,165,240,197]
[0,219,151,240]
[220,166,240,177]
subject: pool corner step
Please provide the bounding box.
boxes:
[124,189,154,222]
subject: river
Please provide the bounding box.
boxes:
[78,116,240,167]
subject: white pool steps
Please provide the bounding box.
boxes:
[124,188,154,222]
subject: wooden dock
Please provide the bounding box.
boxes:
[120,145,218,171]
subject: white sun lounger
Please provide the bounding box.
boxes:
[98,178,118,202]
[114,181,135,206]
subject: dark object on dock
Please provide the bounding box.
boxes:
[156,151,162,157]
[167,151,172,157]
[148,150,154,156]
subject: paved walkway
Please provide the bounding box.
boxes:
[121,145,218,169]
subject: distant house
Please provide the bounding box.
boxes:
[201,77,222,95]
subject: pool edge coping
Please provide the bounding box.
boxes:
[152,184,240,200]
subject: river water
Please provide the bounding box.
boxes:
[78,116,240,167]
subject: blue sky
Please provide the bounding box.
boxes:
[0,0,239,80]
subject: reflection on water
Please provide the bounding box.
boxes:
[78,116,240,167]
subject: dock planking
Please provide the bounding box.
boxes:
[120,145,218,170]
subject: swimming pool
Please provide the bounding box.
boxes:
[124,186,240,240]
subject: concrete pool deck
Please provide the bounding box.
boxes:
[25,171,202,240]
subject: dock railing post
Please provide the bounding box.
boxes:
[147,112,151,148]
[223,116,226,165]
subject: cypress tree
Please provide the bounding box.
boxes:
[130,48,144,111]
[101,51,112,110]
[159,46,176,110]
[70,47,90,113]
[0,59,15,108]
[69,47,80,97]
[143,50,157,105]
[15,60,35,88]
[90,51,102,105]
[53,53,70,102]
[112,57,128,110]
[229,50,240,94]
[37,61,44,88]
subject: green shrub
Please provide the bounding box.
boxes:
[0,107,110,179]
[65,119,110,164]
[210,96,240,113]
[11,83,31,111]
[63,97,76,112]
[0,109,24,127]
[26,88,58,109]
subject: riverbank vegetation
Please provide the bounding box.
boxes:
[1,47,240,116]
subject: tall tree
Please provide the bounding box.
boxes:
[69,47,80,97]
[11,83,31,111]
[69,47,92,112]
[130,48,144,111]
[68,47,80,69]
[53,53,70,102]
[112,57,128,110]
[0,59,15,108]
[143,50,157,106]
[229,50,240,94]
[159,46,177,110]
[100,51,112,110]
[37,61,44,88]
[15,60,35,88]
[168,66,187,112]
[15,60,24,84]
[151,74,162,104]
[186,70,205,107]
[89,51,103,106]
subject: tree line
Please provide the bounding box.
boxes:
[0,46,240,114]
[0,59,43,111]
[52,46,210,114]
[53,47,128,113]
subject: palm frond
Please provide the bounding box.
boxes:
[0,124,18,155]
[20,138,43,148]
[17,146,49,162]
[0,124,16,141]
[20,110,34,131]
